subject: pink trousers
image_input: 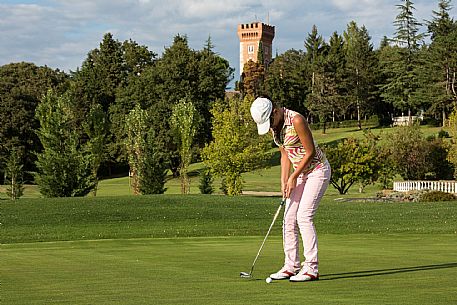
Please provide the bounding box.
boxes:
[283,160,331,274]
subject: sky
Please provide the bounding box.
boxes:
[1,0,456,88]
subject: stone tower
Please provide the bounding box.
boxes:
[237,21,275,75]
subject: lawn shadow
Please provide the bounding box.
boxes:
[320,262,457,281]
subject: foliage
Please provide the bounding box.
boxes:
[447,108,457,178]
[324,137,379,194]
[112,35,232,175]
[380,0,424,116]
[125,105,168,195]
[265,49,309,114]
[305,25,334,132]
[35,90,95,197]
[240,60,265,97]
[426,137,455,180]
[383,125,431,180]
[139,130,168,195]
[343,22,377,128]
[125,105,149,195]
[417,1,457,126]
[83,103,109,196]
[71,33,156,169]
[199,169,214,194]
[202,96,272,195]
[0,62,68,182]
[4,148,24,200]
[419,190,457,202]
[170,100,200,194]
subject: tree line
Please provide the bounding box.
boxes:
[240,0,457,131]
[1,0,457,198]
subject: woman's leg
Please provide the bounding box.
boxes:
[296,162,330,275]
[282,180,305,271]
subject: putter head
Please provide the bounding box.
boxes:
[240,272,251,278]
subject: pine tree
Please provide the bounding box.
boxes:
[343,22,377,128]
[381,0,424,118]
[304,25,332,132]
[326,31,346,122]
[422,0,457,125]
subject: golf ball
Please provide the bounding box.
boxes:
[266,277,272,283]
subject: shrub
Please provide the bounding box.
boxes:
[199,169,214,194]
[419,191,457,202]
[383,125,431,180]
[438,129,450,138]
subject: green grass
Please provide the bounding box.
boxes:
[2,195,456,244]
[3,235,457,305]
[1,195,457,304]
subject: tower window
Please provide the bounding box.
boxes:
[247,45,255,54]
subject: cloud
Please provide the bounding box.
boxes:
[0,0,455,79]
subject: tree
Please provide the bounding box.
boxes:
[140,130,168,195]
[257,41,265,65]
[447,107,457,178]
[304,25,334,131]
[83,103,109,196]
[265,49,309,114]
[72,33,156,173]
[35,90,95,197]
[324,137,379,194]
[343,22,377,128]
[202,96,272,195]
[124,104,168,195]
[325,31,347,122]
[0,62,68,183]
[4,148,24,200]
[381,0,424,118]
[421,0,457,125]
[384,125,431,180]
[125,104,149,195]
[241,60,265,97]
[170,100,200,194]
[196,36,234,142]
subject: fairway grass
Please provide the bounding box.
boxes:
[2,195,457,304]
[2,235,457,305]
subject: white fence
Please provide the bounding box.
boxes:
[393,181,457,194]
[392,116,422,126]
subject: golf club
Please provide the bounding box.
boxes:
[240,197,286,278]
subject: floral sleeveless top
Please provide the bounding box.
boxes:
[272,108,326,174]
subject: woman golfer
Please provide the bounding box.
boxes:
[250,97,331,282]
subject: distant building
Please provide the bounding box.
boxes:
[237,22,275,75]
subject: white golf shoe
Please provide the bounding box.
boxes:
[269,266,299,280]
[289,266,319,282]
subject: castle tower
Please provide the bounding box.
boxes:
[237,21,275,75]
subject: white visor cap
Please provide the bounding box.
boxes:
[250,97,273,135]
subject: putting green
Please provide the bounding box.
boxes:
[2,234,456,305]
